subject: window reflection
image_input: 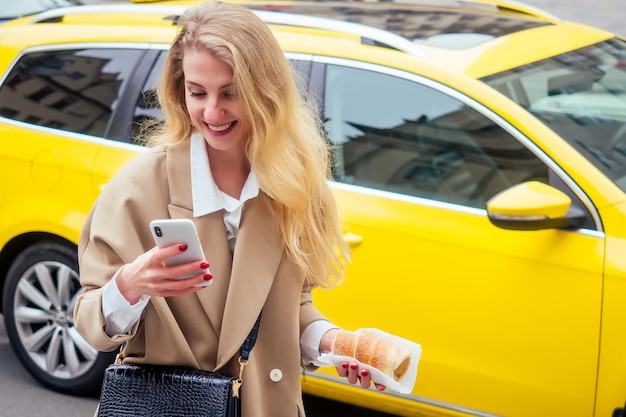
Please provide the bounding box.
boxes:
[482,38,626,191]
[324,64,547,207]
[0,49,143,137]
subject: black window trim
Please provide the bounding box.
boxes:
[107,48,161,143]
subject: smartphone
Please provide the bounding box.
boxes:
[150,218,209,283]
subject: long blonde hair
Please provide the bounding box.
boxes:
[149,1,349,287]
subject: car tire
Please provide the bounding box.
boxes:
[2,241,115,395]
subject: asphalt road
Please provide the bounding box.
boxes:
[0,320,99,417]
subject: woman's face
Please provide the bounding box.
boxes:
[183,48,249,155]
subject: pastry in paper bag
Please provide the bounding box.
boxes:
[318,328,421,394]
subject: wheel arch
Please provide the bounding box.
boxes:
[0,232,77,311]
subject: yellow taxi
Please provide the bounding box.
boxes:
[0,1,625,416]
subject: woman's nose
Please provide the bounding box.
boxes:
[204,98,224,119]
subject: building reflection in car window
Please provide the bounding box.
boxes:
[482,38,626,193]
[0,48,144,138]
[323,64,548,208]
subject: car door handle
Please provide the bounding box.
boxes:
[343,232,363,247]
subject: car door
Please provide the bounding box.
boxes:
[305,58,604,417]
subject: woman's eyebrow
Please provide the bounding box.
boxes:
[185,80,233,90]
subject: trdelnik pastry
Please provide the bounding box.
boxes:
[331,328,411,382]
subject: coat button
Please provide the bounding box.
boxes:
[269,368,283,382]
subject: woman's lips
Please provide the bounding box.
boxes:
[206,121,236,134]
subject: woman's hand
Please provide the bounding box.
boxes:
[320,328,386,391]
[335,361,386,391]
[116,243,212,304]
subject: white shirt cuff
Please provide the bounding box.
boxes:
[102,268,150,336]
[300,320,340,366]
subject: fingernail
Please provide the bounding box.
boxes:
[360,369,369,377]
[350,363,358,370]
[204,274,213,281]
[341,362,349,369]
[179,244,188,252]
[200,262,210,269]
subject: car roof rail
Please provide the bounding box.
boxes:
[254,10,430,58]
[27,4,188,24]
[28,4,430,58]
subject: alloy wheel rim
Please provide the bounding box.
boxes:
[13,260,97,380]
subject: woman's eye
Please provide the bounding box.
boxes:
[189,91,204,97]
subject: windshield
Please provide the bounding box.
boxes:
[482,38,626,192]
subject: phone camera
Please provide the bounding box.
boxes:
[154,226,163,237]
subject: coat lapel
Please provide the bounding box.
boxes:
[165,141,232,339]
[215,194,284,369]
[165,140,284,369]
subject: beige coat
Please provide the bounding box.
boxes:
[74,140,326,417]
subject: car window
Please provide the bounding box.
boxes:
[323,64,549,208]
[0,48,145,137]
[482,38,626,193]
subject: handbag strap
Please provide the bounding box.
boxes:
[233,312,262,398]
[240,312,262,361]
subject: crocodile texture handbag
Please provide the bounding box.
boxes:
[98,365,240,417]
[97,315,261,417]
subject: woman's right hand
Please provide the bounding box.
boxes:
[116,243,212,304]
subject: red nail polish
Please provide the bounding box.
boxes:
[200,262,210,269]
[179,244,188,252]
[350,363,358,370]
[341,362,349,369]
[204,274,213,281]
[360,369,369,377]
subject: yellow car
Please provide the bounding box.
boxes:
[0,1,625,416]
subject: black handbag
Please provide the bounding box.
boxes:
[97,315,261,417]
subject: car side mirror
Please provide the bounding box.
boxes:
[486,181,585,230]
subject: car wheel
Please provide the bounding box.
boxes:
[2,241,115,395]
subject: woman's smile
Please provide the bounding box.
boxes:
[206,120,237,134]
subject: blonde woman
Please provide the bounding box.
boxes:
[74,2,382,416]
